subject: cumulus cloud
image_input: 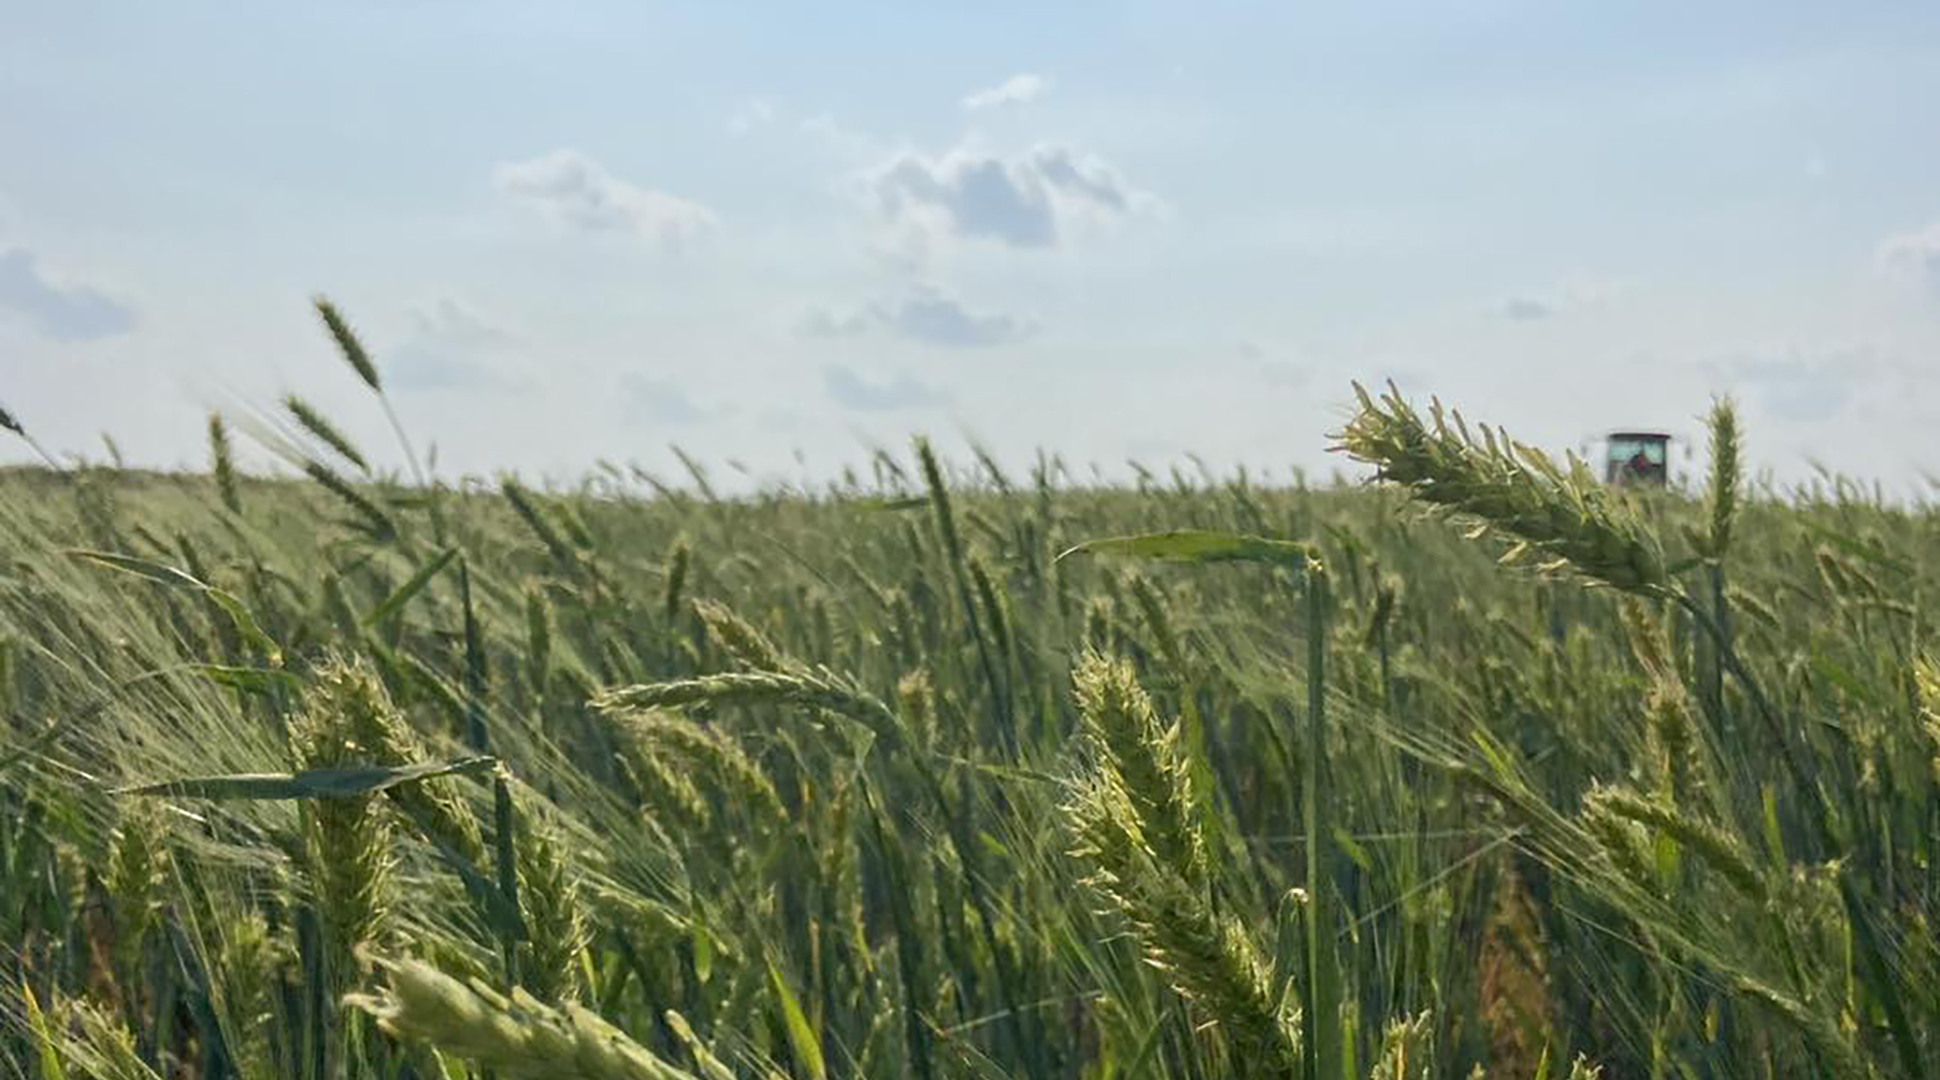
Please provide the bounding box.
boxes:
[867,143,1155,250]
[1878,222,1940,286]
[802,285,1033,348]
[0,249,136,341]
[823,366,949,411]
[962,74,1050,111]
[494,150,715,249]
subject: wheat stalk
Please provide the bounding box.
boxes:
[328,654,485,864]
[347,952,703,1080]
[1703,396,1742,557]
[593,669,900,745]
[1586,786,1766,903]
[292,659,398,998]
[662,537,691,622]
[514,808,588,1003]
[691,598,787,672]
[0,396,62,468]
[1071,652,1205,888]
[1334,381,1668,595]
[104,800,169,984]
[1066,771,1300,1078]
[208,412,243,514]
[605,707,785,834]
[284,394,372,474]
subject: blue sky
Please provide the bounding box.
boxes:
[4,2,1938,491]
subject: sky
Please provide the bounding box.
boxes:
[3,2,1939,493]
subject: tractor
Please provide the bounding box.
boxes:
[1602,430,1670,487]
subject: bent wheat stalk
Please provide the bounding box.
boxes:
[348,952,700,1080]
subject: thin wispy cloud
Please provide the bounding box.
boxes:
[1704,344,1886,425]
[622,375,714,426]
[387,299,515,392]
[1492,278,1625,322]
[0,249,136,341]
[823,365,949,411]
[727,98,776,135]
[1498,297,1556,321]
[962,73,1050,111]
[802,285,1034,348]
[494,150,715,250]
[1878,222,1940,287]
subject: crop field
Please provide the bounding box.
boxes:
[2,321,1938,1079]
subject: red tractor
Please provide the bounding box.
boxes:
[1602,431,1670,487]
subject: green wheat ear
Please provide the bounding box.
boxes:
[213,907,287,1080]
[691,597,788,671]
[313,295,382,392]
[284,394,372,474]
[53,998,164,1080]
[348,952,704,1080]
[292,657,398,995]
[329,653,485,864]
[105,799,168,961]
[1919,657,1940,784]
[1586,785,1766,903]
[1334,381,1668,595]
[606,708,785,834]
[208,412,243,514]
[1065,654,1300,1079]
[513,806,588,1004]
[1703,396,1741,557]
[662,537,691,622]
[895,668,938,748]
[1071,652,1205,887]
[1366,1011,1434,1080]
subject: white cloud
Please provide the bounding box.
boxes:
[802,285,1034,348]
[1492,277,1625,322]
[962,74,1050,112]
[728,98,776,135]
[1703,344,1888,425]
[408,298,512,349]
[823,366,949,411]
[0,249,136,341]
[1498,296,1555,321]
[867,143,1157,251]
[1234,340,1309,387]
[621,375,714,426]
[387,299,515,392]
[1259,361,1309,389]
[493,150,715,250]
[1878,222,1940,286]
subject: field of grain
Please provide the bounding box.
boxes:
[2,321,1936,1079]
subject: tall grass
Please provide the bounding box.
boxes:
[2,315,1935,1079]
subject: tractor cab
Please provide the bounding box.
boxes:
[1603,431,1670,487]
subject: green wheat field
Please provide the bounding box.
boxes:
[3,303,1936,1079]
